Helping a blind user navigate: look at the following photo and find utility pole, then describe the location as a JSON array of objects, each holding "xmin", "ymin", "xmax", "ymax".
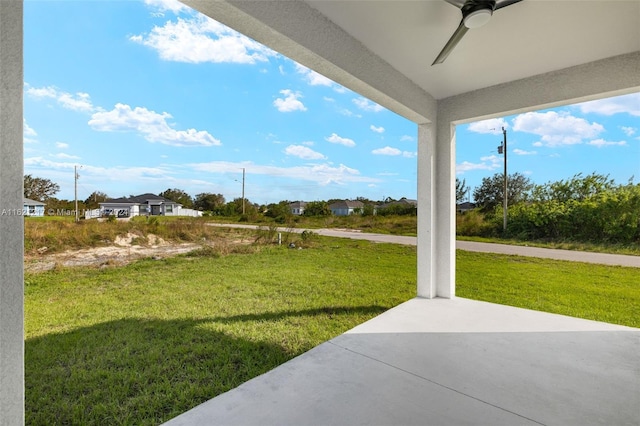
[
  {"xmin": 74, "ymin": 165, "xmax": 79, "ymax": 222},
  {"xmin": 497, "ymin": 127, "xmax": 507, "ymax": 232},
  {"xmin": 241, "ymin": 167, "xmax": 246, "ymax": 215}
]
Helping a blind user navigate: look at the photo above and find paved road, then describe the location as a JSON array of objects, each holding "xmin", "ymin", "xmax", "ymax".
[{"xmin": 209, "ymin": 223, "xmax": 640, "ymax": 268}]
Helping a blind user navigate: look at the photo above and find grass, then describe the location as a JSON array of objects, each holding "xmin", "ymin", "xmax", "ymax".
[
  {"xmin": 456, "ymin": 235, "xmax": 640, "ymax": 256},
  {"xmin": 25, "ymin": 235, "xmax": 639, "ymax": 424},
  {"xmin": 25, "ymin": 238, "xmax": 416, "ymax": 425},
  {"xmin": 456, "ymin": 251, "xmax": 639, "ymax": 326}
]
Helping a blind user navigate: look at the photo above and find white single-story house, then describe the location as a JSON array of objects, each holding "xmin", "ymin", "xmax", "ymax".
[
  {"xmin": 99, "ymin": 193, "xmax": 202, "ymax": 218},
  {"xmin": 329, "ymin": 200, "xmax": 364, "ymax": 216},
  {"xmin": 23, "ymin": 198, "xmax": 45, "ymax": 217},
  {"xmin": 288, "ymin": 201, "xmax": 307, "ymax": 215}
]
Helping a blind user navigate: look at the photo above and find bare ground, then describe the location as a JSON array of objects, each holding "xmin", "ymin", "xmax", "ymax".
[{"xmin": 24, "ymin": 233, "xmax": 203, "ymax": 273}]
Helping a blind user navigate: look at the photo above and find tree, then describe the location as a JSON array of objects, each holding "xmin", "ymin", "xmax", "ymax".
[
  {"xmin": 530, "ymin": 173, "xmax": 616, "ymax": 203},
  {"xmin": 303, "ymin": 201, "xmax": 332, "ymax": 217},
  {"xmin": 264, "ymin": 201, "xmax": 293, "ymax": 223},
  {"xmin": 159, "ymin": 188, "xmax": 193, "ymax": 208},
  {"xmin": 223, "ymin": 197, "xmax": 257, "ymax": 216},
  {"xmin": 24, "ymin": 175, "xmax": 60, "ymax": 202},
  {"xmin": 193, "ymin": 193, "xmax": 225, "ymax": 212},
  {"xmin": 84, "ymin": 191, "xmax": 109, "ymax": 209},
  {"xmin": 456, "ymin": 178, "xmax": 469, "ymax": 204},
  {"xmin": 473, "ymin": 172, "xmax": 532, "ymax": 212}
]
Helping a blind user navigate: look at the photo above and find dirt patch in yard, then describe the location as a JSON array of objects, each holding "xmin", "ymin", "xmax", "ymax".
[{"xmin": 25, "ymin": 233, "xmax": 205, "ymax": 273}]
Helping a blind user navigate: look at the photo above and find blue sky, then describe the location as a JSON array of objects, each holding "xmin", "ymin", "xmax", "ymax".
[{"xmin": 23, "ymin": 0, "xmax": 639, "ymax": 205}]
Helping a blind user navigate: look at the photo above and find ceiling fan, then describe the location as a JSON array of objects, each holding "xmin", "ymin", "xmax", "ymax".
[{"xmin": 432, "ymin": 0, "xmax": 523, "ymax": 65}]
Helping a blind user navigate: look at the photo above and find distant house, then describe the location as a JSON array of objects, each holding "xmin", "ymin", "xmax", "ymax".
[
  {"xmin": 23, "ymin": 198, "xmax": 45, "ymax": 217},
  {"xmin": 329, "ymin": 200, "xmax": 364, "ymax": 216},
  {"xmin": 99, "ymin": 193, "xmax": 202, "ymax": 218},
  {"xmin": 457, "ymin": 201, "xmax": 476, "ymax": 213},
  {"xmin": 289, "ymin": 201, "xmax": 307, "ymax": 215}
]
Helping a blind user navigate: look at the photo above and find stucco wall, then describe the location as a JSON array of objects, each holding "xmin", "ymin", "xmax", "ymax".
[{"xmin": 0, "ymin": 1, "xmax": 25, "ymax": 423}]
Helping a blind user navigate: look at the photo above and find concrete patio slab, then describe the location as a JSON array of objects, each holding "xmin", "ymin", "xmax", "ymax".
[{"xmin": 164, "ymin": 298, "xmax": 639, "ymax": 426}]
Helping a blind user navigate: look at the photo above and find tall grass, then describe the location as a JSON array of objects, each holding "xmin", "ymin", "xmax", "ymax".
[{"xmin": 24, "ymin": 217, "xmax": 250, "ymax": 255}]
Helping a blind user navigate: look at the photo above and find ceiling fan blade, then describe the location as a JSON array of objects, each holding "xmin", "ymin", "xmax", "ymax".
[
  {"xmin": 443, "ymin": 0, "xmax": 465, "ymax": 7},
  {"xmin": 432, "ymin": 21, "xmax": 469, "ymax": 65},
  {"xmin": 495, "ymin": 0, "xmax": 523, "ymax": 11}
]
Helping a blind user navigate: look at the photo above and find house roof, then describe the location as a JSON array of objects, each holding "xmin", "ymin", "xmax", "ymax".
[
  {"xmin": 329, "ymin": 200, "xmax": 364, "ymax": 209},
  {"xmin": 23, "ymin": 198, "xmax": 45, "ymax": 206},
  {"xmin": 457, "ymin": 202, "xmax": 476, "ymax": 210},
  {"xmin": 289, "ymin": 201, "xmax": 307, "ymax": 208},
  {"xmin": 102, "ymin": 193, "xmax": 181, "ymax": 205}
]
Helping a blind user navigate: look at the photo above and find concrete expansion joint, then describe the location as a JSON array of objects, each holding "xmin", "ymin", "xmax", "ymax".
[{"xmin": 326, "ymin": 340, "xmax": 546, "ymax": 425}]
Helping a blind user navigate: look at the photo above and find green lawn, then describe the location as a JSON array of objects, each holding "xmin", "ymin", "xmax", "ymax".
[{"xmin": 25, "ymin": 237, "xmax": 639, "ymax": 425}]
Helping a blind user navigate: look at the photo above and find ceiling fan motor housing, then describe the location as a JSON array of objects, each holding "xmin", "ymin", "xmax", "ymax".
[{"xmin": 462, "ymin": 0, "xmax": 496, "ymax": 28}]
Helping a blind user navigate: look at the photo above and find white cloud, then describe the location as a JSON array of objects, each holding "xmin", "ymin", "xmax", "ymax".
[
  {"xmin": 284, "ymin": 145, "xmax": 327, "ymax": 160},
  {"xmin": 52, "ymin": 153, "xmax": 80, "ymax": 160},
  {"xmin": 189, "ymin": 160, "xmax": 378, "ymax": 186},
  {"xmin": 372, "ymin": 146, "xmax": 401, "ymax": 156},
  {"xmin": 468, "ymin": 118, "xmax": 508, "ymax": 134},
  {"xmin": 89, "ymin": 103, "xmax": 221, "ymax": 147},
  {"xmin": 370, "ymin": 125, "xmax": 385, "ymax": 134},
  {"xmin": 512, "ymin": 111, "xmax": 604, "ymax": 147},
  {"xmin": 621, "ymin": 126, "xmax": 636, "ymax": 137},
  {"xmin": 513, "ymin": 148, "xmax": 536, "ymax": 155},
  {"xmin": 456, "ymin": 155, "xmax": 501, "ymax": 174},
  {"xmin": 353, "ymin": 97, "xmax": 384, "ymax": 112},
  {"xmin": 301, "ymin": 141, "xmax": 314, "ymax": 146},
  {"xmin": 273, "ymin": 90, "xmax": 307, "ymax": 112},
  {"xmin": 143, "ymin": 0, "xmax": 187, "ymax": 14},
  {"xmin": 55, "ymin": 142, "xmax": 69, "ymax": 149},
  {"xmin": 24, "ymin": 156, "xmax": 173, "ymax": 184},
  {"xmin": 131, "ymin": 16, "xmax": 277, "ymax": 64},
  {"xmin": 587, "ymin": 139, "xmax": 627, "ymax": 148},
  {"xmin": 370, "ymin": 146, "xmax": 416, "ymax": 158},
  {"xmin": 323, "ymin": 97, "xmax": 335, "ymax": 102},
  {"xmin": 25, "ymin": 85, "xmax": 57, "ymax": 99},
  {"xmin": 338, "ymin": 109, "xmax": 361, "ymax": 118},
  {"xmin": 295, "ymin": 63, "xmax": 333, "ymax": 86},
  {"xmin": 26, "ymin": 84, "xmax": 97, "ymax": 113},
  {"xmin": 325, "ymin": 133, "xmax": 355, "ymax": 147},
  {"xmin": 576, "ymin": 92, "xmax": 640, "ymax": 117},
  {"xmin": 24, "ymin": 120, "xmax": 38, "ymax": 143}
]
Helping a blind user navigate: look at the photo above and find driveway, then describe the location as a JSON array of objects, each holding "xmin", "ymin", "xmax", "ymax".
[{"xmin": 209, "ymin": 223, "xmax": 640, "ymax": 268}]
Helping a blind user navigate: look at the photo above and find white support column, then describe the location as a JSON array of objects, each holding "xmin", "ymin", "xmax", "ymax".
[
  {"xmin": 416, "ymin": 123, "xmax": 435, "ymax": 298},
  {"xmin": 0, "ymin": 0, "xmax": 25, "ymax": 424},
  {"xmin": 434, "ymin": 117, "xmax": 456, "ymax": 299},
  {"xmin": 417, "ymin": 117, "xmax": 456, "ymax": 299}
]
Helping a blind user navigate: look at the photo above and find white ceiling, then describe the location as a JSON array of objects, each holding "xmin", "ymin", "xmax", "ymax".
[
  {"xmin": 184, "ymin": 0, "xmax": 640, "ymax": 122},
  {"xmin": 306, "ymin": 0, "xmax": 640, "ymax": 100}
]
